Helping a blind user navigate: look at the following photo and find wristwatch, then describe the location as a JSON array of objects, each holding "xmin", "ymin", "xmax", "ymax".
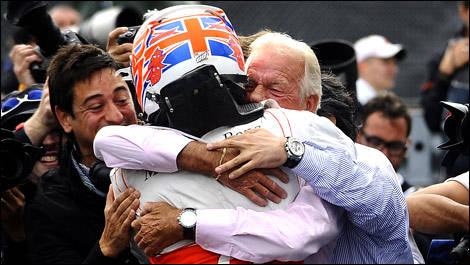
[
  {"xmin": 283, "ymin": 137, "xmax": 305, "ymax": 168},
  {"xmin": 177, "ymin": 208, "xmax": 197, "ymax": 240}
]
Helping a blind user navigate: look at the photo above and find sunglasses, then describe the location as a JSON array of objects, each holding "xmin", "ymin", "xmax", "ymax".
[
  {"xmin": 361, "ymin": 131, "xmax": 407, "ymax": 156},
  {"xmin": 1, "ymin": 89, "xmax": 43, "ymax": 116}
]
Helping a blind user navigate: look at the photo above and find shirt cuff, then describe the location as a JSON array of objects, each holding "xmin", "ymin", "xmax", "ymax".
[
  {"xmin": 291, "ymin": 144, "xmax": 325, "ymax": 184},
  {"xmin": 195, "ymin": 209, "xmax": 236, "ymax": 253}
]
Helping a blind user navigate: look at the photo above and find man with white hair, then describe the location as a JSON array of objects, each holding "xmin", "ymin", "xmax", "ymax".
[{"xmin": 354, "ymin": 34, "xmax": 407, "ymax": 106}]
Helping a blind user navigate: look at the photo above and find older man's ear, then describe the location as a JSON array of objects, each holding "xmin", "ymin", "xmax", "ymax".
[{"xmin": 305, "ymin": 94, "xmax": 320, "ymax": 113}]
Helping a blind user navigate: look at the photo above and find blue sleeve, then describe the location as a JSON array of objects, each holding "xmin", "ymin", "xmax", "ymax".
[{"xmin": 292, "ymin": 142, "xmax": 409, "ymax": 238}]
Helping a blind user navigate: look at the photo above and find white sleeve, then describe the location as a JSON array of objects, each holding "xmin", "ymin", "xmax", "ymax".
[{"xmin": 445, "ymin": 171, "xmax": 469, "ymax": 190}]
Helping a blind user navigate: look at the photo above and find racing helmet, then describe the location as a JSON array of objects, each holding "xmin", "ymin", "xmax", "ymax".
[{"xmin": 131, "ymin": 5, "xmax": 246, "ymax": 117}]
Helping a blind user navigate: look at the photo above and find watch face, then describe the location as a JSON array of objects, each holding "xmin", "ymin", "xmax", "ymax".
[
  {"xmin": 180, "ymin": 210, "xmax": 197, "ymax": 228},
  {"xmin": 290, "ymin": 140, "xmax": 304, "ymax": 157}
]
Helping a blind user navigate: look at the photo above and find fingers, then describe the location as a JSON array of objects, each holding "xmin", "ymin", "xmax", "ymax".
[
  {"xmin": 258, "ymin": 175, "xmax": 288, "ymax": 199},
  {"xmin": 124, "ymin": 209, "xmax": 136, "ymax": 228},
  {"xmin": 134, "ymin": 228, "xmax": 147, "ymax": 249},
  {"xmin": 242, "ymin": 189, "xmax": 267, "ymax": 207},
  {"xmin": 107, "ymin": 187, "xmax": 131, "ymax": 214},
  {"xmin": 107, "ymin": 27, "xmax": 128, "ymax": 50},
  {"xmin": 141, "ymin": 201, "xmax": 158, "ymax": 215},
  {"xmin": 215, "ymin": 154, "xmax": 246, "ymax": 175},
  {"xmin": 253, "ymin": 183, "xmax": 281, "ymax": 204},
  {"xmin": 2, "ymin": 188, "xmax": 25, "ymax": 206},
  {"xmin": 9, "ymin": 45, "xmax": 41, "ymax": 62},
  {"xmin": 9, "ymin": 187, "xmax": 25, "ymax": 201},
  {"xmin": 207, "ymin": 139, "xmax": 232, "ymax": 151},
  {"xmin": 114, "ymin": 189, "xmax": 140, "ymax": 218},
  {"xmin": 262, "ymin": 168, "xmax": 289, "ymax": 184},
  {"xmin": 111, "ymin": 43, "xmax": 133, "ymax": 55},
  {"xmin": 105, "ymin": 184, "xmax": 114, "ymax": 207},
  {"xmin": 117, "ymin": 198, "xmax": 140, "ymax": 225},
  {"xmin": 228, "ymin": 160, "xmax": 257, "ymax": 179}
]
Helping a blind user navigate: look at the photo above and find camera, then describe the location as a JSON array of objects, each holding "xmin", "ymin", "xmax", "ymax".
[
  {"xmin": 0, "ymin": 128, "xmax": 44, "ymax": 192},
  {"xmin": 117, "ymin": 25, "xmax": 140, "ymax": 45},
  {"xmin": 437, "ymin": 101, "xmax": 469, "ymax": 167},
  {"xmin": 436, "ymin": 101, "xmax": 469, "ymax": 264},
  {"xmin": 5, "ymin": 1, "xmax": 89, "ymax": 83}
]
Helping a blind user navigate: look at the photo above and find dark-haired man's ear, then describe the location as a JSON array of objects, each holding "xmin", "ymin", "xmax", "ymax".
[{"xmin": 55, "ymin": 106, "xmax": 73, "ymax": 134}]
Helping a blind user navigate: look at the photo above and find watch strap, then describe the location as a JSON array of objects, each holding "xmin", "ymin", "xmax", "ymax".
[
  {"xmin": 283, "ymin": 137, "xmax": 303, "ymax": 168},
  {"xmin": 179, "ymin": 208, "xmax": 196, "ymax": 240}
]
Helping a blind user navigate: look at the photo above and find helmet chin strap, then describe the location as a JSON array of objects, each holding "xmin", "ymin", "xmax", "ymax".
[{"xmin": 145, "ymin": 64, "xmax": 265, "ymax": 138}]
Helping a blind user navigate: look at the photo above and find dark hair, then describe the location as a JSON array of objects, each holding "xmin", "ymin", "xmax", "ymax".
[
  {"xmin": 317, "ymin": 73, "xmax": 357, "ymax": 141},
  {"xmin": 47, "ymin": 44, "xmax": 122, "ymax": 118},
  {"xmin": 359, "ymin": 93, "xmax": 412, "ymax": 137}
]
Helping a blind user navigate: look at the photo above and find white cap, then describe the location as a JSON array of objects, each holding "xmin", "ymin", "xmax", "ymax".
[{"xmin": 354, "ymin": 35, "xmax": 406, "ymax": 62}]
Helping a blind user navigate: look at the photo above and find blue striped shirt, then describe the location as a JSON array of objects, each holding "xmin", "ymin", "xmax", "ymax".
[{"xmin": 293, "ymin": 142, "xmax": 413, "ymax": 264}]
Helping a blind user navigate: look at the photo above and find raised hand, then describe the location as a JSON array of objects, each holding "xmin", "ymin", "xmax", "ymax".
[
  {"xmin": 99, "ymin": 185, "xmax": 140, "ymax": 258},
  {"xmin": 107, "ymin": 27, "xmax": 133, "ymax": 67}
]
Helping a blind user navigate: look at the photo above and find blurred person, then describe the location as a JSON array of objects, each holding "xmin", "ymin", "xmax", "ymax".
[
  {"xmin": 356, "ymin": 93, "xmax": 419, "ymax": 196},
  {"xmin": 23, "ymin": 44, "xmax": 140, "ymax": 264},
  {"xmin": 1, "ymin": 3, "xmax": 82, "ymax": 96},
  {"xmin": 1, "ymin": 84, "xmax": 62, "ymax": 264},
  {"xmin": 355, "ymin": 93, "xmax": 426, "ymax": 263},
  {"xmin": 354, "ymin": 34, "xmax": 407, "ymax": 106},
  {"xmin": 100, "ymin": 16, "xmax": 412, "ymax": 262},
  {"xmin": 48, "ymin": 4, "xmax": 82, "ymax": 32},
  {"xmin": 421, "ymin": 1, "xmax": 469, "ymax": 178}
]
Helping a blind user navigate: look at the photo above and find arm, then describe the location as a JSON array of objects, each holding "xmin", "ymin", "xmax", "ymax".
[
  {"xmin": 94, "ymin": 125, "xmax": 288, "ymax": 206},
  {"xmin": 195, "ymin": 184, "xmax": 342, "ymax": 263},
  {"xmin": 23, "ymin": 80, "xmax": 59, "ymax": 146},
  {"xmin": 209, "ymin": 128, "xmax": 408, "ymax": 240},
  {"xmin": 131, "ymin": 185, "xmax": 343, "ymax": 263},
  {"xmin": 406, "ymin": 180, "xmax": 469, "ymax": 234}
]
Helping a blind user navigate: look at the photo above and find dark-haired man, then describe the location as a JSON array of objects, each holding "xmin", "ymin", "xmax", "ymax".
[{"xmin": 24, "ymin": 44, "xmax": 141, "ymax": 264}]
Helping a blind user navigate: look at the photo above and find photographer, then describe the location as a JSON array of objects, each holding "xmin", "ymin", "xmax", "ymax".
[
  {"xmin": 1, "ymin": 83, "xmax": 61, "ymax": 264},
  {"xmin": 2, "ymin": 2, "xmax": 82, "ymax": 96}
]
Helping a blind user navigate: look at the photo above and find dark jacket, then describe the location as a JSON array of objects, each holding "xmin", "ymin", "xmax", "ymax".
[
  {"xmin": 24, "ymin": 150, "xmax": 137, "ymax": 264},
  {"xmin": 420, "ymin": 26, "xmax": 468, "ymax": 133}
]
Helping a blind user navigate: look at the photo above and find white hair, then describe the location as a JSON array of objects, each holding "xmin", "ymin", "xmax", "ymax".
[{"xmin": 246, "ymin": 32, "xmax": 322, "ymax": 112}]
